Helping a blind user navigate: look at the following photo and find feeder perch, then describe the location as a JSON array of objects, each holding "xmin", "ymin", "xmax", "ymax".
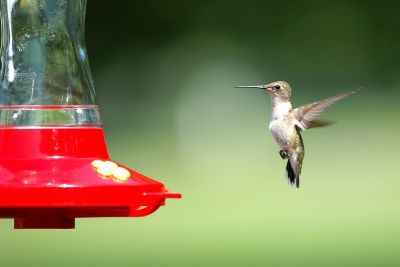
[{"xmin": 0, "ymin": 0, "xmax": 181, "ymax": 229}]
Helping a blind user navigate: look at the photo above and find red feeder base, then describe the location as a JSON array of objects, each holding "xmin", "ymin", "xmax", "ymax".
[{"xmin": 0, "ymin": 127, "xmax": 181, "ymax": 229}]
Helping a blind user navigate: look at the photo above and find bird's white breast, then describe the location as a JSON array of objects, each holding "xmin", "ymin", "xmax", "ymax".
[
  {"xmin": 271, "ymin": 101, "xmax": 292, "ymax": 120},
  {"xmin": 269, "ymin": 118, "xmax": 288, "ymax": 149},
  {"xmin": 268, "ymin": 119, "xmax": 280, "ymax": 134},
  {"xmin": 268, "ymin": 100, "xmax": 293, "ymax": 149}
]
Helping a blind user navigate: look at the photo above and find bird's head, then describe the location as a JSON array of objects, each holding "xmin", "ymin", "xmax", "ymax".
[{"xmin": 236, "ymin": 81, "xmax": 292, "ymax": 101}]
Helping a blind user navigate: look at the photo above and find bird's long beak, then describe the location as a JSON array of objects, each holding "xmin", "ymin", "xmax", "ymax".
[{"xmin": 235, "ymin": 85, "xmax": 265, "ymax": 90}]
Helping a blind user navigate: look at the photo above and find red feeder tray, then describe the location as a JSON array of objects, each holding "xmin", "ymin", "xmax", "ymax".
[{"xmin": 0, "ymin": 125, "xmax": 181, "ymax": 229}]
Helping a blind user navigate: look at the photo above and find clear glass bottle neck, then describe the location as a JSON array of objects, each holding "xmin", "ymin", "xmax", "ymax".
[
  {"xmin": 0, "ymin": 0, "xmax": 101, "ymax": 126},
  {"xmin": 0, "ymin": 0, "xmax": 96, "ymax": 106}
]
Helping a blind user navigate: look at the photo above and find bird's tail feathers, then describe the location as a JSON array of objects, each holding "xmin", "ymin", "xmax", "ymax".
[{"xmin": 285, "ymin": 159, "xmax": 299, "ymax": 188}]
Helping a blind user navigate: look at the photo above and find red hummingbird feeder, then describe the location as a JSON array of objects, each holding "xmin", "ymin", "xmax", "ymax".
[{"xmin": 0, "ymin": 0, "xmax": 181, "ymax": 229}]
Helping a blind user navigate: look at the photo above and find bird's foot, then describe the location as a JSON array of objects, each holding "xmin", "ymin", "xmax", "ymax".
[{"xmin": 279, "ymin": 150, "xmax": 289, "ymax": 159}]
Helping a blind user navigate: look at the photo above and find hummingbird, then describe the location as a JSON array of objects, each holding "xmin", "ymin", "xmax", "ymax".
[{"xmin": 236, "ymin": 81, "xmax": 359, "ymax": 188}]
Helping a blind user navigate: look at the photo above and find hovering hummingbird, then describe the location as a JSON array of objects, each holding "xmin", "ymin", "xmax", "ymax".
[{"xmin": 236, "ymin": 81, "xmax": 359, "ymax": 188}]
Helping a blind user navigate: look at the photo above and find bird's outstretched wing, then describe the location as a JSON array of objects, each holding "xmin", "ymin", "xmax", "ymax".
[{"xmin": 291, "ymin": 89, "xmax": 360, "ymax": 130}]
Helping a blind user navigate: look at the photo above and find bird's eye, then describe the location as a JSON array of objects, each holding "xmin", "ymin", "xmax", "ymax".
[{"xmin": 275, "ymin": 85, "xmax": 281, "ymax": 90}]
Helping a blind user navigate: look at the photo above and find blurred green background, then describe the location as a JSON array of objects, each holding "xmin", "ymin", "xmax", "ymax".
[{"xmin": 1, "ymin": 0, "xmax": 400, "ymax": 266}]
